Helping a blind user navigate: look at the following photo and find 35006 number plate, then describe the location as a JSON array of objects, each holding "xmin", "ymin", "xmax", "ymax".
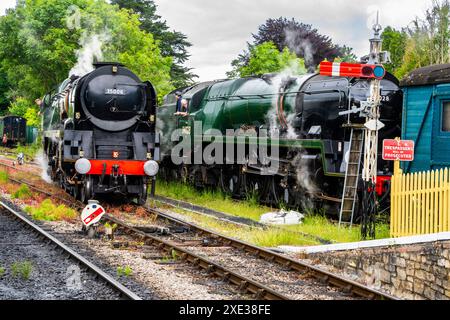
[{"xmin": 105, "ymin": 88, "xmax": 127, "ymax": 95}]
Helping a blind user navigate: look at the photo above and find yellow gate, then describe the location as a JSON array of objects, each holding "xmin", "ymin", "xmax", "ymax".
[{"xmin": 390, "ymin": 162, "xmax": 450, "ymax": 237}]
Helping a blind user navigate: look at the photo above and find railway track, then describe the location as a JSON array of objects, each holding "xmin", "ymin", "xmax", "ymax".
[
  {"xmin": 0, "ymin": 160, "xmax": 397, "ymax": 300},
  {"xmin": 0, "ymin": 200, "xmax": 141, "ymax": 300}
]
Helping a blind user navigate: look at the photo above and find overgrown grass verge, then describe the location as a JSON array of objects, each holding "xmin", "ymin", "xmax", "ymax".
[
  {"xmin": 156, "ymin": 181, "xmax": 391, "ymax": 245},
  {"xmin": 25, "ymin": 199, "xmax": 78, "ymax": 221},
  {"xmin": 170, "ymin": 208, "xmax": 321, "ymax": 247},
  {"xmin": 156, "ymin": 180, "xmax": 271, "ymax": 220}
]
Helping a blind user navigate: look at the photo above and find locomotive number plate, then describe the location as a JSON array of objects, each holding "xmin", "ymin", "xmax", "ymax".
[{"xmin": 105, "ymin": 88, "xmax": 127, "ymax": 96}]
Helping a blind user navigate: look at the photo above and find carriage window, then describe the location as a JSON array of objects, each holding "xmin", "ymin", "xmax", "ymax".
[{"xmin": 443, "ymin": 102, "xmax": 450, "ymax": 132}]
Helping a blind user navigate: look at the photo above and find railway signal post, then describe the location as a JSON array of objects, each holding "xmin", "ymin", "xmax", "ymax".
[{"xmin": 320, "ymin": 15, "xmax": 390, "ymax": 238}]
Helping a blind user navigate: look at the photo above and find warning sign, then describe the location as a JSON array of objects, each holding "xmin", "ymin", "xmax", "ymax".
[
  {"xmin": 81, "ymin": 201, "xmax": 106, "ymax": 227},
  {"xmin": 382, "ymin": 139, "xmax": 415, "ymax": 162}
]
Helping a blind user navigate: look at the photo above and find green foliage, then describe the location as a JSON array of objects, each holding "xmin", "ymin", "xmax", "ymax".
[
  {"xmin": 25, "ymin": 199, "xmax": 78, "ymax": 221},
  {"xmin": 0, "ymin": 266, "xmax": 5, "ymax": 277},
  {"xmin": 381, "ymin": 26, "xmax": 408, "ymax": 77},
  {"xmin": 383, "ymin": 1, "xmax": 450, "ymax": 79},
  {"xmin": 11, "ymin": 261, "xmax": 33, "ymax": 280},
  {"xmin": 233, "ymin": 42, "xmax": 307, "ymax": 78},
  {"xmin": 156, "ymin": 180, "xmax": 270, "ymax": 221},
  {"xmin": 117, "ymin": 265, "xmax": 132, "ymax": 277},
  {"xmin": 111, "ymin": 0, "xmax": 197, "ymax": 87},
  {"xmin": 0, "ymin": 69, "xmax": 10, "ymax": 115},
  {"xmin": 0, "ymin": 0, "xmax": 174, "ymax": 105},
  {"xmin": 7, "ymin": 97, "xmax": 40, "ymax": 127},
  {"xmin": 229, "ymin": 17, "xmax": 354, "ymax": 77},
  {"xmin": 0, "ymin": 170, "xmax": 8, "ymax": 184},
  {"xmin": 12, "ymin": 184, "xmax": 32, "ymax": 200}
]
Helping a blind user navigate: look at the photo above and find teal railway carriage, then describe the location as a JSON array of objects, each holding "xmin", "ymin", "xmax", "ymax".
[{"xmin": 400, "ymin": 64, "xmax": 450, "ymax": 173}]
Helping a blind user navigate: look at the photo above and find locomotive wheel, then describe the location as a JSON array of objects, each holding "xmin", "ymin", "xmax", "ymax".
[
  {"xmin": 81, "ymin": 176, "xmax": 93, "ymax": 204},
  {"xmin": 59, "ymin": 174, "xmax": 66, "ymax": 191},
  {"xmin": 73, "ymin": 184, "xmax": 80, "ymax": 201},
  {"xmin": 137, "ymin": 182, "xmax": 148, "ymax": 206}
]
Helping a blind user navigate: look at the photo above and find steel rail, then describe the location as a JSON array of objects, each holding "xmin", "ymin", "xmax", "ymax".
[
  {"xmin": 0, "ymin": 200, "xmax": 142, "ymax": 300},
  {"xmin": 103, "ymin": 214, "xmax": 289, "ymax": 300},
  {"xmin": 0, "ymin": 161, "xmax": 397, "ymax": 300},
  {"xmin": 145, "ymin": 205, "xmax": 398, "ymax": 301}
]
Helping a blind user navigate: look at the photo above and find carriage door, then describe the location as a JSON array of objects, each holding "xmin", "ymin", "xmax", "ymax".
[{"xmin": 432, "ymin": 96, "xmax": 450, "ymax": 169}]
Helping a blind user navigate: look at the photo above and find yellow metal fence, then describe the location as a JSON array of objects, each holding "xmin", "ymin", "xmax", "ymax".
[{"xmin": 391, "ymin": 162, "xmax": 450, "ymax": 237}]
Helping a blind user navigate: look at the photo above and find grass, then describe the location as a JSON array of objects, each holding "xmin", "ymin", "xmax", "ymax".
[
  {"xmin": 25, "ymin": 199, "xmax": 78, "ymax": 221},
  {"xmin": 0, "ymin": 170, "xmax": 8, "ymax": 184},
  {"xmin": 0, "ymin": 143, "xmax": 40, "ymax": 161},
  {"xmin": 0, "ymin": 266, "xmax": 5, "ymax": 277},
  {"xmin": 156, "ymin": 181, "xmax": 391, "ymax": 246},
  {"xmin": 156, "ymin": 180, "xmax": 271, "ymax": 220},
  {"xmin": 171, "ymin": 207, "xmax": 321, "ymax": 247},
  {"xmin": 11, "ymin": 184, "xmax": 32, "ymax": 200},
  {"xmin": 11, "ymin": 261, "xmax": 33, "ymax": 280},
  {"xmin": 117, "ymin": 266, "xmax": 132, "ymax": 277}
]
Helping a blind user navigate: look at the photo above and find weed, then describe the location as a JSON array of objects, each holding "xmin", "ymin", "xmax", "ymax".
[
  {"xmin": 11, "ymin": 261, "xmax": 33, "ymax": 280},
  {"xmin": 0, "ymin": 170, "xmax": 8, "ymax": 184},
  {"xmin": 12, "ymin": 184, "xmax": 32, "ymax": 199},
  {"xmin": 25, "ymin": 199, "xmax": 78, "ymax": 221},
  {"xmin": 117, "ymin": 265, "xmax": 133, "ymax": 277},
  {"xmin": 171, "ymin": 249, "xmax": 178, "ymax": 261}
]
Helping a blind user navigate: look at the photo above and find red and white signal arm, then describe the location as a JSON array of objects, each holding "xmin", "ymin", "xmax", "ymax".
[
  {"xmin": 382, "ymin": 139, "xmax": 415, "ymax": 162},
  {"xmin": 320, "ymin": 62, "xmax": 386, "ymax": 80},
  {"xmin": 81, "ymin": 201, "xmax": 106, "ymax": 227}
]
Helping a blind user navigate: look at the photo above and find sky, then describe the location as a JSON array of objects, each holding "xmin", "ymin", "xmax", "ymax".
[{"xmin": 1, "ymin": 0, "xmax": 433, "ymax": 81}]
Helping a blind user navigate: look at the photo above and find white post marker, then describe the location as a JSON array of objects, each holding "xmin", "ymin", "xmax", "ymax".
[{"xmin": 81, "ymin": 200, "xmax": 106, "ymax": 228}]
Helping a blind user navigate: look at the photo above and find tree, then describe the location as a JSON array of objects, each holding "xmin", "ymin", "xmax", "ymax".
[
  {"xmin": 0, "ymin": 70, "xmax": 10, "ymax": 115},
  {"xmin": 230, "ymin": 42, "xmax": 306, "ymax": 78},
  {"xmin": 381, "ymin": 27, "xmax": 408, "ymax": 77},
  {"xmin": 0, "ymin": 0, "xmax": 174, "ymax": 111},
  {"xmin": 111, "ymin": 0, "xmax": 197, "ymax": 87},
  {"xmin": 230, "ymin": 17, "xmax": 354, "ymax": 76},
  {"xmin": 391, "ymin": 0, "xmax": 450, "ymax": 79}
]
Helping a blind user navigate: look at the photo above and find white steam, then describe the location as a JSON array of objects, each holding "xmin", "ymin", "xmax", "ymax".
[
  {"xmin": 69, "ymin": 33, "xmax": 110, "ymax": 77},
  {"xmin": 66, "ymin": 5, "xmax": 111, "ymax": 77},
  {"xmin": 35, "ymin": 150, "xmax": 52, "ymax": 184}
]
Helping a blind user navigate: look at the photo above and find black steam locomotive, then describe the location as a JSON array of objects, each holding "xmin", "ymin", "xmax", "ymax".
[
  {"xmin": 158, "ymin": 71, "xmax": 403, "ymax": 218},
  {"xmin": 42, "ymin": 62, "xmax": 160, "ymax": 204}
]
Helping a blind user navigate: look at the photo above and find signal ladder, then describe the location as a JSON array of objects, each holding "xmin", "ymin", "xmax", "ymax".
[{"xmin": 339, "ymin": 127, "xmax": 364, "ymax": 225}]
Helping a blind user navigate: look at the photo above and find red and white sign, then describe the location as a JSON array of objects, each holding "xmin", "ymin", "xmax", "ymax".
[
  {"xmin": 382, "ymin": 139, "xmax": 415, "ymax": 162},
  {"xmin": 81, "ymin": 201, "xmax": 106, "ymax": 227}
]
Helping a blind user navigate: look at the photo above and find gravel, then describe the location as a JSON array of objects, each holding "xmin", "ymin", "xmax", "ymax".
[{"xmin": 0, "ymin": 209, "xmax": 121, "ymax": 300}]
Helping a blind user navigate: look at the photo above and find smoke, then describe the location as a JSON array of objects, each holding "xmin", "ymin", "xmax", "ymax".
[
  {"xmin": 285, "ymin": 29, "xmax": 316, "ymax": 72},
  {"xmin": 66, "ymin": 5, "xmax": 111, "ymax": 77},
  {"xmin": 69, "ymin": 32, "xmax": 110, "ymax": 77},
  {"xmin": 35, "ymin": 150, "xmax": 52, "ymax": 184}
]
